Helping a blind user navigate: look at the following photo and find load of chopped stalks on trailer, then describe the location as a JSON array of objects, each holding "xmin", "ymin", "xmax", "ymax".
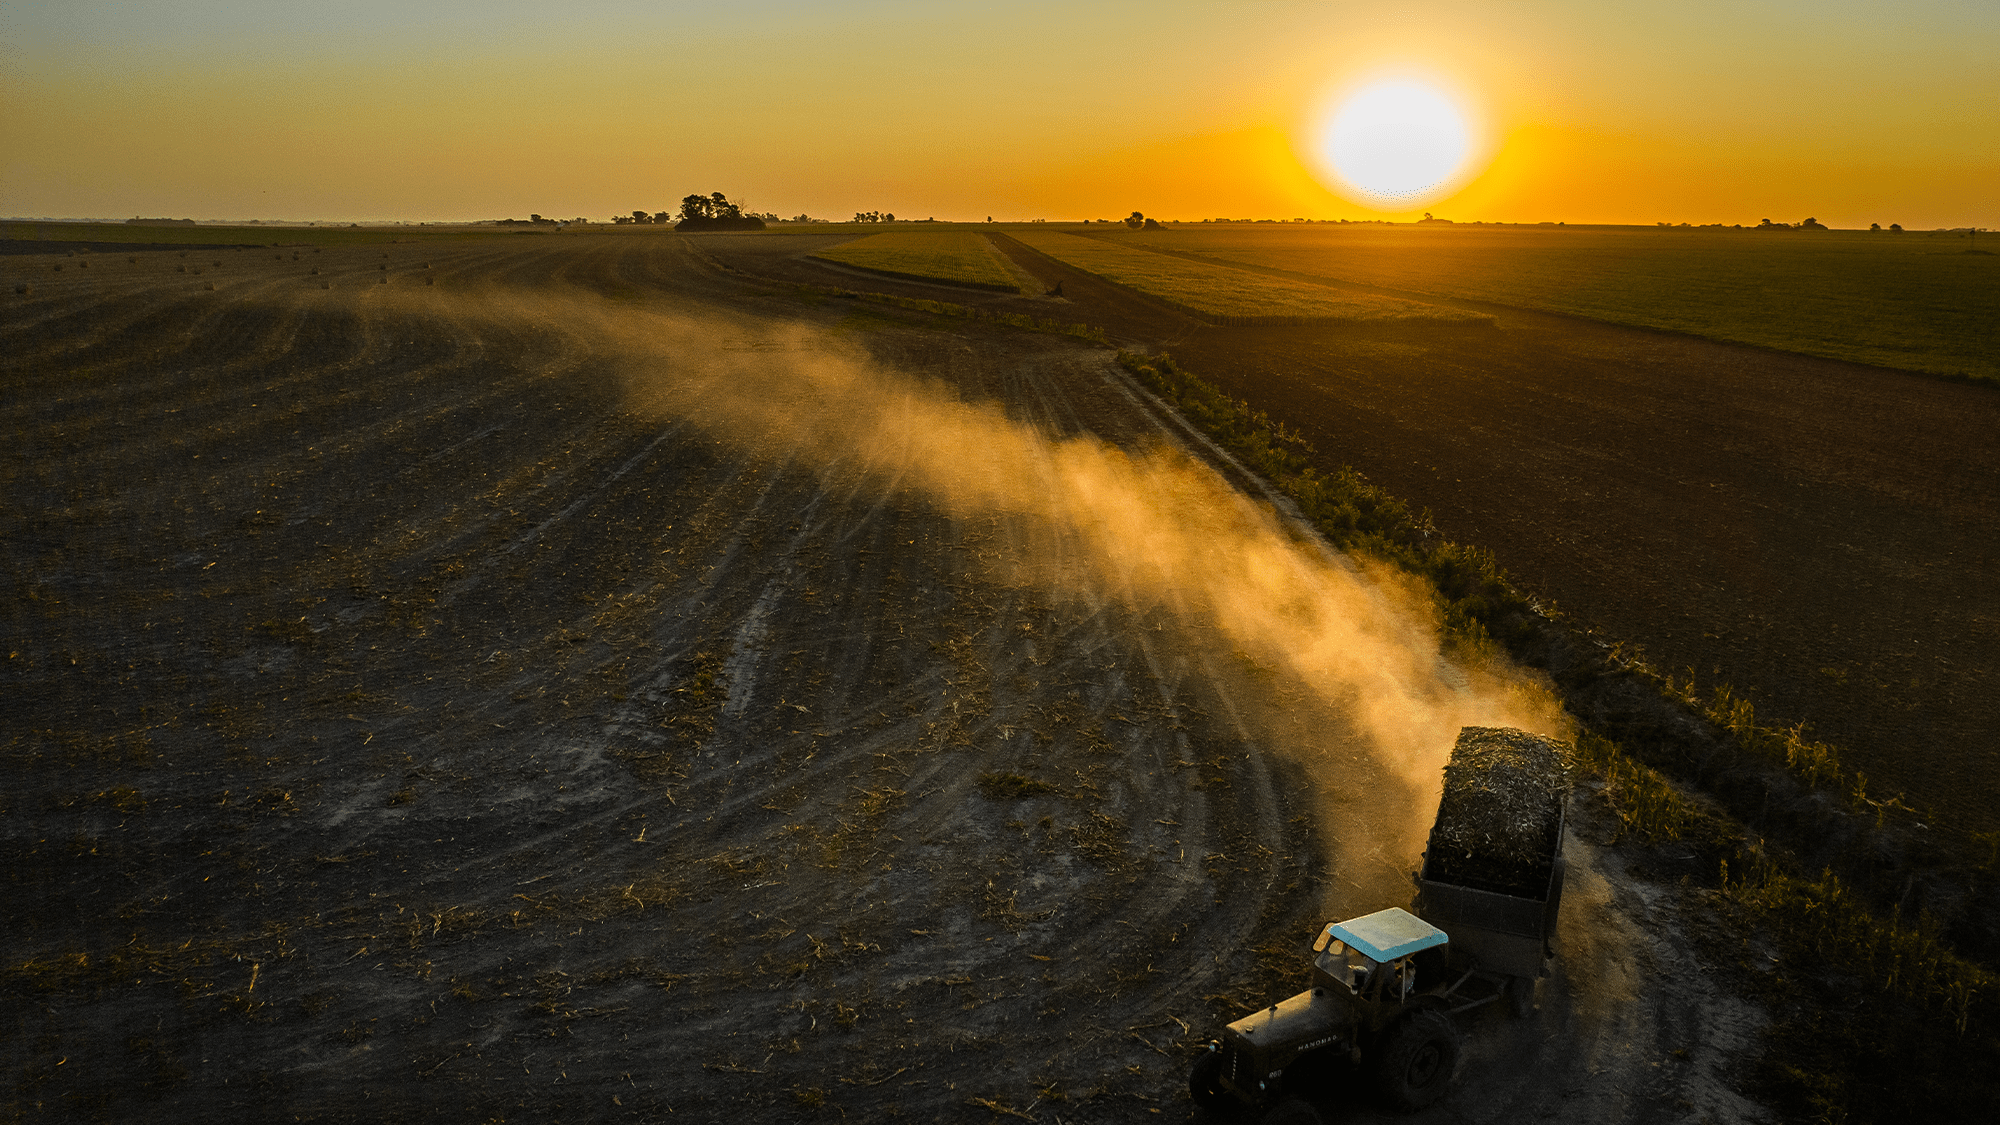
[{"xmin": 1426, "ymin": 727, "xmax": 1572, "ymax": 894}]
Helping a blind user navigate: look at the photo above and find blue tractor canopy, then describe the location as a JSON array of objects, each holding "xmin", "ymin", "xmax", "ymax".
[{"xmin": 1319, "ymin": 907, "xmax": 1448, "ymax": 962}]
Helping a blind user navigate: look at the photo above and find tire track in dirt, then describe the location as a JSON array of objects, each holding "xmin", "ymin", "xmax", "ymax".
[{"xmin": 2, "ymin": 235, "xmax": 1764, "ymax": 1123}]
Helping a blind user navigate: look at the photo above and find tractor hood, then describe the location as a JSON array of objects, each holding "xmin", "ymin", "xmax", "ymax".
[{"xmin": 1221, "ymin": 985, "xmax": 1352, "ymax": 1084}]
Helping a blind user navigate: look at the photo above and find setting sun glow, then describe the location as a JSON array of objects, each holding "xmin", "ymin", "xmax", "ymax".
[
  {"xmin": 1, "ymin": 2, "xmax": 1993, "ymax": 226},
  {"xmin": 1321, "ymin": 80, "xmax": 1473, "ymax": 206}
]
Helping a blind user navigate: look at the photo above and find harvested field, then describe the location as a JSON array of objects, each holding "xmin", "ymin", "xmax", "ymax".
[
  {"xmin": 1110, "ymin": 224, "xmax": 2000, "ymax": 384},
  {"xmin": 0, "ymin": 231, "xmax": 1760, "ymax": 1122},
  {"xmin": 810, "ymin": 230, "xmax": 1022, "ymax": 292},
  {"xmin": 0, "ymin": 220, "xmax": 485, "ymax": 251},
  {"xmin": 692, "ymin": 225, "xmax": 1992, "ymax": 1121},
  {"xmin": 1004, "ymin": 230, "xmax": 1487, "ymax": 326}
]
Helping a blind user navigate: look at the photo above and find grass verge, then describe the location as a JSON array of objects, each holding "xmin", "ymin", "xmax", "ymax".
[
  {"xmin": 1574, "ymin": 731, "xmax": 2000, "ymax": 1122},
  {"xmin": 1115, "ymin": 351, "xmax": 1530, "ymax": 648}
]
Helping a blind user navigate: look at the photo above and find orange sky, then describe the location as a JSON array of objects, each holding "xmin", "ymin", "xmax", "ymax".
[{"xmin": 4, "ymin": 1, "xmax": 1995, "ymax": 228}]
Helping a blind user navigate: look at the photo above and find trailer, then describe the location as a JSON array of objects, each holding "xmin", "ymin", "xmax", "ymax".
[{"xmin": 1413, "ymin": 726, "xmax": 1569, "ymax": 1017}]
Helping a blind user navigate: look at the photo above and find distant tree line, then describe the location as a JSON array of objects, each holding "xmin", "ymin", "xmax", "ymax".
[
  {"xmin": 849, "ymin": 212, "xmax": 952, "ymax": 223},
  {"xmin": 604, "ymin": 192, "xmax": 767, "ymax": 230}
]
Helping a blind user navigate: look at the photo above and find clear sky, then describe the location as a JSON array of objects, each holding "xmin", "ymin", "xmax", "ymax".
[{"xmin": 3, "ymin": 0, "xmax": 1995, "ymax": 227}]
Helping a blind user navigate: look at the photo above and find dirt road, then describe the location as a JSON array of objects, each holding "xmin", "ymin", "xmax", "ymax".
[{"xmin": 3, "ymin": 235, "xmax": 1760, "ymax": 1122}]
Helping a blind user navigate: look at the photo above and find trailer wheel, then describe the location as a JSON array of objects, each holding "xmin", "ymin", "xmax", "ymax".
[
  {"xmin": 1261, "ymin": 1097, "xmax": 1325, "ymax": 1125},
  {"xmin": 1188, "ymin": 1050, "xmax": 1231, "ymax": 1110},
  {"xmin": 1374, "ymin": 1009, "xmax": 1460, "ymax": 1111},
  {"xmin": 1506, "ymin": 975, "xmax": 1535, "ymax": 1019}
]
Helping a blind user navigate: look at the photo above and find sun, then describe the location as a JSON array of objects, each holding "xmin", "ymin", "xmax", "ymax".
[{"xmin": 1318, "ymin": 79, "xmax": 1473, "ymax": 205}]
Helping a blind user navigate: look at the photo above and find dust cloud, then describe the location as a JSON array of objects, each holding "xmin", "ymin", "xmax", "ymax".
[{"xmin": 438, "ymin": 288, "xmax": 1569, "ymax": 908}]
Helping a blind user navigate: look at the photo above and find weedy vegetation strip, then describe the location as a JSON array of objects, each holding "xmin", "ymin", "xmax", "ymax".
[
  {"xmin": 1571, "ymin": 731, "xmax": 2000, "ymax": 1121},
  {"xmin": 1009, "ymin": 230, "xmax": 1488, "ymax": 325},
  {"xmin": 810, "ymin": 231, "xmax": 1022, "ymax": 292},
  {"xmin": 1114, "ymin": 351, "xmax": 1529, "ymax": 647},
  {"xmin": 1117, "ymin": 348, "xmax": 1999, "ymax": 1122},
  {"xmin": 1111, "ymin": 225, "xmax": 2000, "ymax": 385},
  {"xmin": 1115, "ymin": 350, "xmax": 1969, "ymax": 835}
]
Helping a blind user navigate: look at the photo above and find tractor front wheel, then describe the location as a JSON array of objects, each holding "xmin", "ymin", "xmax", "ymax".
[
  {"xmin": 1374, "ymin": 1009, "xmax": 1461, "ymax": 1111},
  {"xmin": 1261, "ymin": 1097, "xmax": 1325, "ymax": 1125},
  {"xmin": 1188, "ymin": 1050, "xmax": 1232, "ymax": 1111}
]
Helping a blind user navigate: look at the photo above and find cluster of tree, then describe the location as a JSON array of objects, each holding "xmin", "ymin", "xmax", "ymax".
[
  {"xmin": 1869, "ymin": 223, "xmax": 1906, "ymax": 232},
  {"xmin": 679, "ymin": 192, "xmax": 740, "ymax": 222},
  {"xmin": 677, "ymin": 192, "xmax": 765, "ymax": 231},
  {"xmin": 1757, "ymin": 217, "xmax": 1829, "ymax": 230},
  {"xmin": 1123, "ymin": 211, "xmax": 1165, "ymax": 230},
  {"xmin": 496, "ymin": 215, "xmax": 579, "ymax": 226},
  {"xmin": 853, "ymin": 211, "xmax": 897, "ymax": 223},
  {"xmin": 606, "ymin": 193, "xmax": 765, "ymax": 230}
]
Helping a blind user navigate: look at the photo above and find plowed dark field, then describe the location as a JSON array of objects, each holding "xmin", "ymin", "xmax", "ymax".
[{"xmin": 3, "ymin": 234, "xmax": 1783, "ymax": 1122}]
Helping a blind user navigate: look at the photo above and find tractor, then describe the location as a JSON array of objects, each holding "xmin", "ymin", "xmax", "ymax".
[{"xmin": 1188, "ymin": 727, "xmax": 1571, "ymax": 1121}]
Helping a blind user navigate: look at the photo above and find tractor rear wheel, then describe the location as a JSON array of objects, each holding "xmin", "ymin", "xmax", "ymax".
[
  {"xmin": 1373, "ymin": 1009, "xmax": 1460, "ymax": 1111},
  {"xmin": 1188, "ymin": 1050, "xmax": 1232, "ymax": 1110}
]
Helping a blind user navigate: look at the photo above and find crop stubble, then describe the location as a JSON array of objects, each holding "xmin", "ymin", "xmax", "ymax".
[
  {"xmin": 0, "ymin": 236, "xmax": 1350, "ymax": 1120},
  {"xmin": 0, "ymin": 233, "xmax": 1773, "ymax": 1123}
]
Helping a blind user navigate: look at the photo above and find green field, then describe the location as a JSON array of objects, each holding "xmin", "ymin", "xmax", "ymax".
[
  {"xmin": 810, "ymin": 230, "xmax": 1023, "ymax": 292},
  {"xmin": 1006, "ymin": 229, "xmax": 1485, "ymax": 325},
  {"xmin": 1107, "ymin": 224, "xmax": 2000, "ymax": 383}
]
